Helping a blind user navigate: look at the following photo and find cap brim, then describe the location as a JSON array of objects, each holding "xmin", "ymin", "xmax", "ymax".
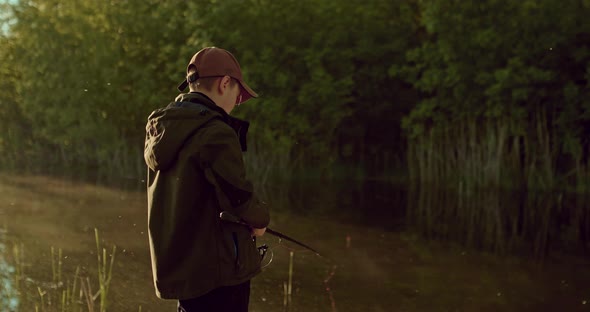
[{"xmin": 237, "ymin": 80, "xmax": 258, "ymax": 104}]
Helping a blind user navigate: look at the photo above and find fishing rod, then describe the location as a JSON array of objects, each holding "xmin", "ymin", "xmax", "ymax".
[
  {"xmin": 219, "ymin": 211, "xmax": 328, "ymax": 260},
  {"xmin": 221, "ymin": 211, "xmax": 338, "ymax": 306}
]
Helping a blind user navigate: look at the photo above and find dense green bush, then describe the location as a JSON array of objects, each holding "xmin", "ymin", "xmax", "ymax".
[{"xmin": 398, "ymin": 0, "xmax": 590, "ymax": 190}]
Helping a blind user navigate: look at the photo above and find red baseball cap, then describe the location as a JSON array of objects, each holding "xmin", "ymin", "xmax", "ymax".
[{"xmin": 177, "ymin": 47, "xmax": 258, "ymax": 104}]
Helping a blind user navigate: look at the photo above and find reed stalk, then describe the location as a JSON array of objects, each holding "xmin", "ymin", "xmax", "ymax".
[
  {"xmin": 80, "ymin": 276, "xmax": 95, "ymax": 312},
  {"xmin": 95, "ymin": 228, "xmax": 116, "ymax": 312},
  {"xmin": 58, "ymin": 248, "xmax": 63, "ymax": 285},
  {"xmin": 38, "ymin": 287, "xmax": 46, "ymax": 311},
  {"xmin": 281, "ymin": 250, "xmax": 296, "ymax": 311},
  {"xmin": 61, "ymin": 289, "xmax": 66, "ymax": 312},
  {"xmin": 288, "ymin": 251, "xmax": 294, "ymax": 297},
  {"xmin": 72, "ymin": 266, "xmax": 80, "ymax": 311},
  {"xmin": 283, "ymin": 282, "xmax": 288, "ymax": 309},
  {"xmin": 50, "ymin": 246, "xmax": 64, "ymax": 286},
  {"xmin": 12, "ymin": 243, "xmax": 24, "ymax": 290},
  {"xmin": 51, "ymin": 246, "xmax": 55, "ymax": 284},
  {"xmin": 65, "ymin": 280, "xmax": 71, "ymax": 312},
  {"xmin": 407, "ymin": 110, "xmax": 567, "ymax": 191}
]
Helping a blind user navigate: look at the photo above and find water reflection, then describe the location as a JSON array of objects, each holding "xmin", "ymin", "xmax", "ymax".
[
  {"xmin": 407, "ymin": 185, "xmax": 590, "ymax": 258},
  {"xmin": 276, "ymin": 179, "xmax": 590, "ymax": 258},
  {"xmin": 0, "ymin": 230, "xmax": 19, "ymax": 311}
]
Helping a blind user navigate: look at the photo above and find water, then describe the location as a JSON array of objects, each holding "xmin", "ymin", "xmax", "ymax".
[
  {"xmin": 0, "ymin": 174, "xmax": 589, "ymax": 311},
  {"xmin": 0, "ymin": 232, "xmax": 19, "ymax": 311}
]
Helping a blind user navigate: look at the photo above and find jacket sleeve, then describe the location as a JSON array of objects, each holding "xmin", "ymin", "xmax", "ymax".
[{"xmin": 199, "ymin": 122, "xmax": 270, "ymax": 229}]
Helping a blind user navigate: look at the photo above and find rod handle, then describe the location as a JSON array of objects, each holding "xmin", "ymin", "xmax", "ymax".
[{"xmin": 219, "ymin": 211, "xmax": 242, "ymax": 224}]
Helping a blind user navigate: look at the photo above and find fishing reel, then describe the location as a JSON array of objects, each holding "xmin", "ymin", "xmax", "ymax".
[
  {"xmin": 257, "ymin": 244, "xmax": 273, "ymax": 269},
  {"xmin": 258, "ymin": 244, "xmax": 268, "ymax": 258}
]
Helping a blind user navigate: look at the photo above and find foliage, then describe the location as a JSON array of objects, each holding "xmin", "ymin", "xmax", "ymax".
[
  {"xmin": 398, "ymin": 0, "xmax": 590, "ymax": 189},
  {"xmin": 1, "ymin": 0, "xmax": 590, "ymax": 189},
  {"xmin": 0, "ymin": 0, "xmax": 197, "ymax": 178},
  {"xmin": 401, "ymin": 0, "xmax": 590, "ymax": 136},
  {"xmin": 192, "ymin": 0, "xmax": 418, "ymax": 171},
  {"xmin": 0, "ymin": 0, "xmax": 416, "ymax": 179}
]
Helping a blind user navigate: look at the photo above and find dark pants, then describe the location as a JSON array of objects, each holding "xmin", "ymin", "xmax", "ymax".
[{"xmin": 177, "ymin": 280, "xmax": 251, "ymax": 312}]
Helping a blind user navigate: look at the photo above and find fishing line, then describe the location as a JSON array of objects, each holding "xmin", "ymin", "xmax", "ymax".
[
  {"xmin": 262, "ymin": 238, "xmax": 339, "ymax": 311},
  {"xmin": 260, "ymin": 247, "xmax": 275, "ymax": 270},
  {"xmin": 274, "ymin": 237, "xmax": 310, "ymax": 254},
  {"xmin": 324, "ymin": 264, "xmax": 339, "ymax": 312}
]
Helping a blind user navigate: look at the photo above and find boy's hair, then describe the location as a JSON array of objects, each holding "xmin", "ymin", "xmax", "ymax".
[
  {"xmin": 189, "ymin": 76, "xmax": 218, "ymax": 92},
  {"xmin": 188, "ymin": 69, "xmax": 238, "ymax": 92}
]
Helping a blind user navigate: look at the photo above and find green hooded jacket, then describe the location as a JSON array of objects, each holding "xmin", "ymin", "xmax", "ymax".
[{"xmin": 144, "ymin": 92, "xmax": 270, "ymax": 300}]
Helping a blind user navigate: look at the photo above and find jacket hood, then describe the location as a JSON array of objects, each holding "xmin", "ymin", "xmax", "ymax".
[{"xmin": 144, "ymin": 93, "xmax": 221, "ymax": 171}]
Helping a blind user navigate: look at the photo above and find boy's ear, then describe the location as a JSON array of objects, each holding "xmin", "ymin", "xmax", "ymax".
[{"xmin": 217, "ymin": 76, "xmax": 231, "ymax": 94}]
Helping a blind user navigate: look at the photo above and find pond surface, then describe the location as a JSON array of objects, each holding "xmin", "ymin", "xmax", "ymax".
[{"xmin": 0, "ymin": 174, "xmax": 589, "ymax": 311}]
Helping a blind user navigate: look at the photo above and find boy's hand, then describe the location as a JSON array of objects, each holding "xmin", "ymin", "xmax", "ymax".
[{"xmin": 251, "ymin": 227, "xmax": 266, "ymax": 237}]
